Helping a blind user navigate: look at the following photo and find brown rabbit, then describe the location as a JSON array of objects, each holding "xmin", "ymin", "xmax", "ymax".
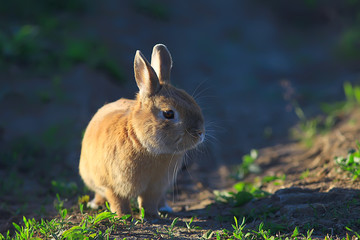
[{"xmin": 79, "ymin": 44, "xmax": 205, "ymax": 218}]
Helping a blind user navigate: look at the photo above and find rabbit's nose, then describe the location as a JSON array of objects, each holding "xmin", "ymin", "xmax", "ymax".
[
  {"xmin": 193, "ymin": 129, "xmax": 205, "ymax": 143},
  {"xmin": 195, "ymin": 129, "xmax": 203, "ymax": 136}
]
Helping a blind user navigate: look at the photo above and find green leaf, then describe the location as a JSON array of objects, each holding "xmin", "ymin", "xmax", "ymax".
[
  {"xmin": 170, "ymin": 217, "xmax": 179, "ymax": 229},
  {"xmin": 12, "ymin": 222, "xmax": 21, "ymax": 233},
  {"xmin": 60, "ymin": 209, "xmax": 67, "ymax": 220},
  {"xmin": 65, "ymin": 39, "xmax": 91, "ymax": 62},
  {"xmin": 62, "ymin": 226, "xmax": 85, "ymax": 237},
  {"xmin": 233, "ymin": 191, "xmax": 253, "ymax": 206},
  {"xmin": 93, "ymin": 211, "xmax": 115, "ymax": 225},
  {"xmin": 354, "ymin": 86, "xmax": 360, "ymax": 104},
  {"xmin": 140, "ymin": 207, "xmax": 145, "ymax": 221},
  {"xmin": 233, "ymin": 182, "xmax": 246, "ymax": 192},
  {"xmin": 344, "ymin": 82, "xmax": 354, "ymax": 101},
  {"xmin": 292, "ymin": 226, "xmax": 299, "ymax": 237}
]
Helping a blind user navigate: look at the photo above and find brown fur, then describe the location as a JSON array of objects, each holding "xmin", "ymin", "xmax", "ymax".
[{"xmin": 79, "ymin": 44, "xmax": 205, "ymax": 218}]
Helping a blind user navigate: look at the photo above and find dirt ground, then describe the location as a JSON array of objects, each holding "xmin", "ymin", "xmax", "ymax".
[
  {"xmin": 3, "ymin": 108, "xmax": 359, "ymax": 239},
  {"xmin": 45, "ymin": 108, "xmax": 360, "ymax": 239},
  {"xmin": 2, "ymin": 0, "xmax": 360, "ymax": 239},
  {"xmin": 154, "ymin": 108, "xmax": 360, "ymax": 239}
]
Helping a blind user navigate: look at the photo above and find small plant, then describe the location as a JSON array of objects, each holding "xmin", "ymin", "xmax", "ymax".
[
  {"xmin": 214, "ymin": 181, "xmax": 269, "ymax": 207},
  {"xmin": 140, "ymin": 207, "xmax": 145, "ymax": 223},
  {"xmin": 346, "ymin": 227, "xmax": 360, "ymax": 239},
  {"xmin": 300, "ymin": 169, "xmax": 310, "ymax": 180},
  {"xmin": 335, "ymin": 141, "xmax": 360, "ymax": 180},
  {"xmin": 185, "ymin": 216, "xmax": 201, "ymax": 231},
  {"xmin": 344, "ymin": 81, "xmax": 360, "ymax": 106},
  {"xmin": 283, "ymin": 81, "xmax": 360, "ymax": 148},
  {"xmin": 163, "ymin": 217, "xmax": 179, "ymax": 238},
  {"xmin": 60, "ymin": 208, "xmax": 67, "ymax": 221},
  {"xmin": 303, "ymin": 229, "xmax": 314, "ymax": 240},
  {"xmin": 78, "ymin": 194, "xmax": 90, "ymax": 205},
  {"xmin": 261, "ymin": 174, "xmax": 286, "ymax": 186},
  {"xmin": 133, "ymin": 0, "xmax": 170, "ymax": 20},
  {"xmin": 232, "ymin": 216, "xmax": 246, "ymax": 239},
  {"xmin": 79, "ymin": 203, "xmax": 84, "ymax": 215},
  {"xmin": 54, "ymin": 193, "xmax": 64, "ymax": 213},
  {"xmin": 51, "ymin": 180, "xmax": 78, "ymax": 197},
  {"xmin": 233, "ymin": 149, "xmax": 261, "ymax": 180},
  {"xmin": 201, "ymin": 229, "xmax": 215, "ymax": 239},
  {"xmin": 291, "ymin": 226, "xmax": 300, "ymax": 238},
  {"xmin": 12, "ymin": 216, "xmax": 37, "ymax": 240},
  {"xmin": 338, "ymin": 28, "xmax": 360, "ymax": 61}
]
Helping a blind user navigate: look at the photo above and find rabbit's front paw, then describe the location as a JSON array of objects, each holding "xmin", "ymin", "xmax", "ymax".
[
  {"xmin": 87, "ymin": 199, "xmax": 100, "ymax": 209},
  {"xmin": 159, "ymin": 203, "xmax": 173, "ymax": 213}
]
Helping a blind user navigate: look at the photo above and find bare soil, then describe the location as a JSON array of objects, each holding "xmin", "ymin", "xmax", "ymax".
[
  {"xmin": 52, "ymin": 108, "xmax": 360, "ymax": 239},
  {"xmin": 2, "ymin": 0, "xmax": 360, "ymax": 239},
  {"xmin": 152, "ymin": 109, "xmax": 360, "ymax": 239}
]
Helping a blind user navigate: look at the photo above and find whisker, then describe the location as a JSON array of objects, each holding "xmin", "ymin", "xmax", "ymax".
[
  {"xmin": 191, "ymin": 79, "xmax": 208, "ymax": 98},
  {"xmin": 193, "ymin": 87, "xmax": 211, "ymax": 102}
]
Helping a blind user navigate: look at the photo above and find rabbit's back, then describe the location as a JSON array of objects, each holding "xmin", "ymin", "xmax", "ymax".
[{"xmin": 79, "ymin": 98, "xmax": 137, "ymax": 196}]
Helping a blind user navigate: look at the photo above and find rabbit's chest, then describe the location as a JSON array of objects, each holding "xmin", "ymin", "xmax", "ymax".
[{"xmin": 112, "ymin": 154, "xmax": 183, "ymax": 195}]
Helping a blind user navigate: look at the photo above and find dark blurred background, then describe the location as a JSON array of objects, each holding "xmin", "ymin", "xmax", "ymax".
[{"xmin": 1, "ymin": 0, "xmax": 360, "ymax": 217}]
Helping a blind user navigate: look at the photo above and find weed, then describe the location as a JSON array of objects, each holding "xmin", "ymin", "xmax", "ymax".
[
  {"xmin": 233, "ymin": 149, "xmax": 261, "ymax": 180},
  {"xmin": 62, "ymin": 210, "xmax": 116, "ymax": 239},
  {"xmin": 292, "ymin": 226, "xmax": 300, "ymax": 238},
  {"xmin": 290, "ymin": 82, "xmax": 360, "ymax": 147},
  {"xmin": 133, "ymin": 0, "xmax": 170, "ymax": 20},
  {"xmin": 12, "ymin": 216, "xmax": 37, "ymax": 240},
  {"xmin": 233, "ymin": 181, "xmax": 269, "ymax": 199},
  {"xmin": 232, "ymin": 216, "xmax": 246, "ymax": 238},
  {"xmin": 185, "ymin": 216, "xmax": 201, "ymax": 231},
  {"xmin": 215, "ymin": 181, "xmax": 269, "ymax": 209},
  {"xmin": 0, "ymin": 170, "xmax": 24, "ymax": 196},
  {"xmin": 78, "ymin": 194, "xmax": 90, "ymax": 205},
  {"xmin": 163, "ymin": 217, "xmax": 179, "ymax": 238},
  {"xmin": 54, "ymin": 193, "xmax": 64, "ymax": 213},
  {"xmin": 60, "ymin": 208, "xmax": 68, "ymax": 221},
  {"xmin": 201, "ymin": 229, "xmax": 215, "ymax": 239},
  {"xmin": 303, "ymin": 229, "xmax": 314, "ymax": 240},
  {"xmin": 51, "ymin": 180, "xmax": 78, "ymax": 197},
  {"xmin": 0, "ymin": 5, "xmax": 125, "ymax": 82},
  {"xmin": 140, "ymin": 207, "xmax": 145, "ymax": 223},
  {"xmin": 334, "ymin": 141, "xmax": 360, "ymax": 180},
  {"xmin": 63, "ymin": 38, "xmax": 125, "ymax": 83},
  {"xmin": 79, "ymin": 203, "xmax": 84, "ymax": 215},
  {"xmin": 300, "ymin": 169, "xmax": 310, "ymax": 180},
  {"xmin": 344, "ymin": 82, "xmax": 360, "ymax": 106},
  {"xmin": 261, "ymin": 174, "xmax": 286, "ymax": 186},
  {"xmin": 338, "ymin": 28, "xmax": 360, "ymax": 60},
  {"xmin": 346, "ymin": 226, "xmax": 360, "ymax": 239}
]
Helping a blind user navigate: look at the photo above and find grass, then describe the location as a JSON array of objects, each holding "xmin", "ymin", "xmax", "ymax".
[
  {"xmin": 214, "ymin": 181, "xmax": 266, "ymax": 208},
  {"xmin": 335, "ymin": 141, "xmax": 360, "ymax": 180},
  {"xmin": 233, "ymin": 149, "xmax": 261, "ymax": 180},
  {"xmin": 0, "ymin": 201, "xmax": 132, "ymax": 240},
  {"xmin": 4, "ymin": 210, "xmax": 360, "ymax": 240},
  {"xmin": 133, "ymin": 0, "xmax": 170, "ymax": 20},
  {"xmin": 2, "ymin": 213, "xmax": 316, "ymax": 240},
  {"xmin": 2, "ymin": 147, "xmax": 360, "ymax": 239},
  {"xmin": 0, "ymin": 1, "xmax": 125, "ymax": 83},
  {"xmin": 291, "ymin": 82, "xmax": 360, "ymax": 147},
  {"xmin": 2, "ymin": 2, "xmax": 360, "ymax": 239}
]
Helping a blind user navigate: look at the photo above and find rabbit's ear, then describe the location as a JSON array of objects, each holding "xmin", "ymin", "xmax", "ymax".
[
  {"xmin": 151, "ymin": 44, "xmax": 172, "ymax": 84},
  {"xmin": 134, "ymin": 50, "xmax": 161, "ymax": 97}
]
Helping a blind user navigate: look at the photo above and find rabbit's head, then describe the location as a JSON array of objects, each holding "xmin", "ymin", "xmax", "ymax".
[{"xmin": 131, "ymin": 44, "xmax": 205, "ymax": 155}]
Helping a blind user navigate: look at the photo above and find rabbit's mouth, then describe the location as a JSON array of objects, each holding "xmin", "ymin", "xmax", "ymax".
[{"xmin": 177, "ymin": 128, "xmax": 205, "ymax": 151}]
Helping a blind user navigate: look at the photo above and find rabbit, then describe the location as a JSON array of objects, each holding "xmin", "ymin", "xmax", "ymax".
[{"xmin": 79, "ymin": 44, "xmax": 205, "ymax": 218}]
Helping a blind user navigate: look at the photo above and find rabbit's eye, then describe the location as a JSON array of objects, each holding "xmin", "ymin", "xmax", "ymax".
[{"xmin": 162, "ymin": 110, "xmax": 174, "ymax": 119}]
